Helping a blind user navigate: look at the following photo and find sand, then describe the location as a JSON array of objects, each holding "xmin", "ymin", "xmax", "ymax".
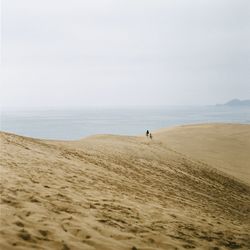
[
  {"xmin": 0, "ymin": 123, "xmax": 250, "ymax": 250},
  {"xmin": 155, "ymin": 123, "xmax": 250, "ymax": 185}
]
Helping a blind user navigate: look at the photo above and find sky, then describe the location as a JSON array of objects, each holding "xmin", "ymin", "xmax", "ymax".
[{"xmin": 0, "ymin": 0, "xmax": 250, "ymax": 108}]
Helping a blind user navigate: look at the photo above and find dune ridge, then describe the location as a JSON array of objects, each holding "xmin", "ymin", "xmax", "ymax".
[
  {"xmin": 155, "ymin": 123, "xmax": 250, "ymax": 185},
  {"xmin": 0, "ymin": 124, "xmax": 250, "ymax": 250}
]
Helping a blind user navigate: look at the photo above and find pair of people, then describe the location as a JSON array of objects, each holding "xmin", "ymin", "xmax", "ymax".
[{"xmin": 146, "ymin": 130, "xmax": 153, "ymax": 139}]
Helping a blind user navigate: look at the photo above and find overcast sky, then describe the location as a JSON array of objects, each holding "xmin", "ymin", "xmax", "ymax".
[{"xmin": 0, "ymin": 0, "xmax": 250, "ymax": 108}]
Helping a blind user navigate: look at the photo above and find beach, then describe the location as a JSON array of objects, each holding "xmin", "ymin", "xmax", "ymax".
[{"xmin": 1, "ymin": 123, "xmax": 250, "ymax": 250}]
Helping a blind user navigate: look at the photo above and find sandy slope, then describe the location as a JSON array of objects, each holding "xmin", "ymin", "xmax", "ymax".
[
  {"xmin": 0, "ymin": 124, "xmax": 250, "ymax": 250},
  {"xmin": 155, "ymin": 124, "xmax": 250, "ymax": 185}
]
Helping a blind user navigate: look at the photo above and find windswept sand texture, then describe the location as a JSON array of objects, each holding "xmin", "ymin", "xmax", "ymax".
[
  {"xmin": 0, "ymin": 124, "xmax": 250, "ymax": 250},
  {"xmin": 155, "ymin": 124, "xmax": 250, "ymax": 185}
]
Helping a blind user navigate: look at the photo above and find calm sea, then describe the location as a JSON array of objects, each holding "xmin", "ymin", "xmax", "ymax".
[{"xmin": 1, "ymin": 106, "xmax": 250, "ymax": 140}]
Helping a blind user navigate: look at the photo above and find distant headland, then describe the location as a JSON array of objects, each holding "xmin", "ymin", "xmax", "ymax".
[{"xmin": 216, "ymin": 99, "xmax": 250, "ymax": 107}]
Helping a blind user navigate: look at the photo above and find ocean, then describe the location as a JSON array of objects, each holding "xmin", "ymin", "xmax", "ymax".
[{"xmin": 1, "ymin": 106, "xmax": 250, "ymax": 140}]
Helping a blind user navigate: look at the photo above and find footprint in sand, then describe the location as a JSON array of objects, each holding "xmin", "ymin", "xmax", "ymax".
[
  {"xmin": 38, "ymin": 230, "xmax": 48, "ymax": 237},
  {"xmin": 18, "ymin": 230, "xmax": 32, "ymax": 241},
  {"xmin": 15, "ymin": 221, "xmax": 24, "ymax": 227}
]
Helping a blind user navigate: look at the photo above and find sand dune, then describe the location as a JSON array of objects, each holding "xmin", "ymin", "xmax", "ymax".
[
  {"xmin": 155, "ymin": 123, "xmax": 250, "ymax": 185},
  {"xmin": 0, "ymin": 124, "xmax": 250, "ymax": 250}
]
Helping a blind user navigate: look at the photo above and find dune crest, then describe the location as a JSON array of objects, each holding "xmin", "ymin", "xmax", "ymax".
[
  {"xmin": 155, "ymin": 123, "xmax": 250, "ymax": 185},
  {"xmin": 1, "ymin": 124, "xmax": 250, "ymax": 250}
]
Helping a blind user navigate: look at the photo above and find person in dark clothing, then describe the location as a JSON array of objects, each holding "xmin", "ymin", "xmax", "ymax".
[
  {"xmin": 146, "ymin": 130, "xmax": 149, "ymax": 137},
  {"xmin": 149, "ymin": 133, "xmax": 153, "ymax": 139}
]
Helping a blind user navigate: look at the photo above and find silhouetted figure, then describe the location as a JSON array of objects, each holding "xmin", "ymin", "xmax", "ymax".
[
  {"xmin": 146, "ymin": 130, "xmax": 149, "ymax": 137},
  {"xmin": 149, "ymin": 133, "xmax": 153, "ymax": 139}
]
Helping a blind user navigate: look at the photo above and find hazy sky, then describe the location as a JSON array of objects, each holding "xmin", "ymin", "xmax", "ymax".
[{"xmin": 0, "ymin": 0, "xmax": 250, "ymax": 108}]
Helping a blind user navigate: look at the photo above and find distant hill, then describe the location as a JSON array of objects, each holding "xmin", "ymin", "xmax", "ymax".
[{"xmin": 217, "ymin": 98, "xmax": 250, "ymax": 106}]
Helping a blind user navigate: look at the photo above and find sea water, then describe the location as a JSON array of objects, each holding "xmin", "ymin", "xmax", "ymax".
[{"xmin": 1, "ymin": 106, "xmax": 250, "ymax": 140}]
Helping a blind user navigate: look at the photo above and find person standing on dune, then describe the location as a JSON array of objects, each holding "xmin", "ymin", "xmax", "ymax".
[
  {"xmin": 146, "ymin": 130, "xmax": 149, "ymax": 137},
  {"xmin": 150, "ymin": 133, "xmax": 153, "ymax": 139}
]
